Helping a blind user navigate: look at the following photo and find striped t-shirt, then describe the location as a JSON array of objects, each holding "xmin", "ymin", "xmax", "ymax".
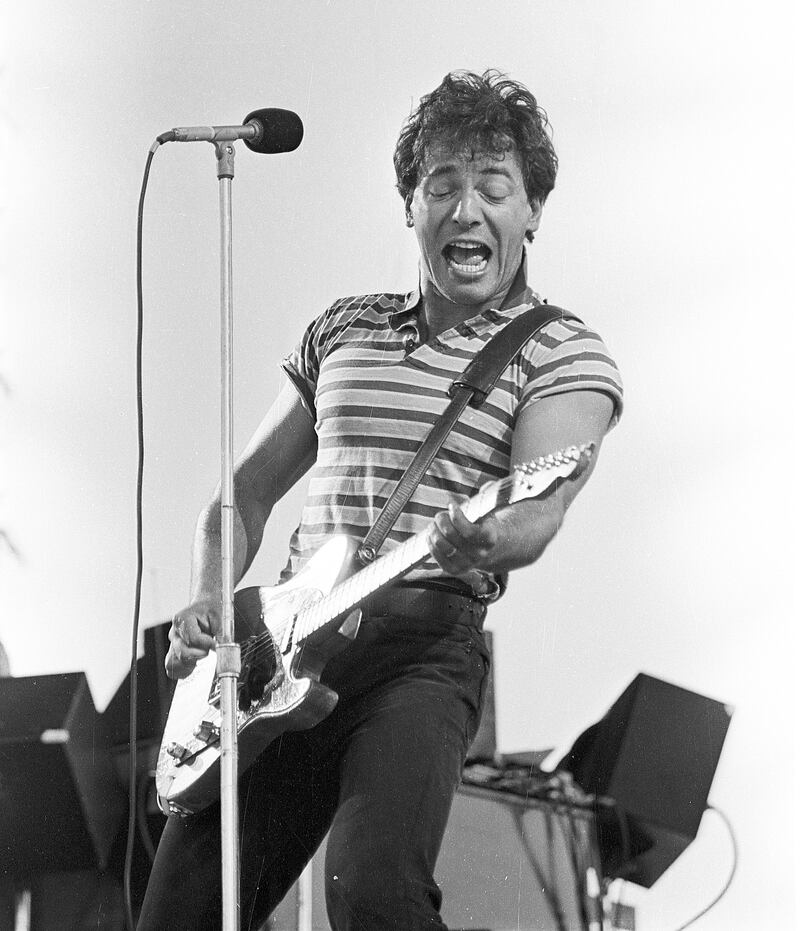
[{"xmin": 280, "ymin": 285, "xmax": 623, "ymax": 583}]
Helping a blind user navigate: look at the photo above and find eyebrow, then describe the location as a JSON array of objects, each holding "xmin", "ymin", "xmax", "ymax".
[{"xmin": 424, "ymin": 163, "xmax": 515, "ymax": 181}]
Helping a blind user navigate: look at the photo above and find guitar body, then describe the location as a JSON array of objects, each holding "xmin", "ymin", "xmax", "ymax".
[{"xmin": 155, "ymin": 535, "xmax": 360, "ymax": 815}]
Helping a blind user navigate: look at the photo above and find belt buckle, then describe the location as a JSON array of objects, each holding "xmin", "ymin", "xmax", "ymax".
[{"xmin": 472, "ymin": 577, "xmax": 501, "ymax": 604}]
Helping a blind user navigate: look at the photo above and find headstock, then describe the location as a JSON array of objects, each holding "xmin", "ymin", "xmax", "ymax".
[{"xmin": 508, "ymin": 443, "xmax": 595, "ymax": 503}]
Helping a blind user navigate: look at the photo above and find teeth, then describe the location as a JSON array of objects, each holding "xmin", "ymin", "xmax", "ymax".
[
  {"xmin": 444, "ymin": 240, "xmax": 490, "ymax": 274},
  {"xmin": 448, "ymin": 257, "xmax": 488, "ymax": 273}
]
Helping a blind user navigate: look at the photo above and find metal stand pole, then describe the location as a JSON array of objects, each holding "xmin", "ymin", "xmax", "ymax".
[{"xmin": 214, "ymin": 139, "xmax": 242, "ymax": 931}]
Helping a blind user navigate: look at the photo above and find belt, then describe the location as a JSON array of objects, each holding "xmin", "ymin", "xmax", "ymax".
[{"xmin": 360, "ymin": 583, "xmax": 487, "ymax": 628}]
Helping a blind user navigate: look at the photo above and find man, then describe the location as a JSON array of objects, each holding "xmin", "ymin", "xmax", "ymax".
[{"xmin": 138, "ymin": 70, "xmax": 622, "ymax": 929}]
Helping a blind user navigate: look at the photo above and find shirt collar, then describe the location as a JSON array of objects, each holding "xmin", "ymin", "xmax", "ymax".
[
  {"xmin": 388, "ymin": 252, "xmax": 539, "ymax": 334},
  {"xmin": 387, "ymin": 285, "xmax": 423, "ymax": 332}
]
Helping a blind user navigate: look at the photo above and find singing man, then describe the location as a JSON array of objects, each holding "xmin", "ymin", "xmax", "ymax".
[{"xmin": 138, "ymin": 69, "xmax": 623, "ymax": 930}]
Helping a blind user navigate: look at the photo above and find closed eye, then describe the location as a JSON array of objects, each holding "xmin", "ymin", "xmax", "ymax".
[{"xmin": 481, "ymin": 184, "xmax": 512, "ymax": 201}]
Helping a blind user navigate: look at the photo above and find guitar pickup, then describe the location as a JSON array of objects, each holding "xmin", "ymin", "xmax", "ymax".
[{"xmin": 193, "ymin": 720, "xmax": 221, "ymax": 744}]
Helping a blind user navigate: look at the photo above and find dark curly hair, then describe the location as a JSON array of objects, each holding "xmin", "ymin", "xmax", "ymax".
[{"xmin": 393, "ymin": 70, "xmax": 557, "ymax": 210}]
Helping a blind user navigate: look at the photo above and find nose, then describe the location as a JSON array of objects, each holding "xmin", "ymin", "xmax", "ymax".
[{"xmin": 452, "ymin": 187, "xmax": 481, "ymax": 228}]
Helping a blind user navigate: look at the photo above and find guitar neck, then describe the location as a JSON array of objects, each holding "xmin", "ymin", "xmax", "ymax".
[
  {"xmin": 290, "ymin": 443, "xmax": 593, "ymax": 646},
  {"xmin": 293, "ymin": 478, "xmax": 504, "ymax": 644}
]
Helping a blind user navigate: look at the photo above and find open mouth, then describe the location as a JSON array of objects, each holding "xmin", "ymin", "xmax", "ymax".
[{"xmin": 443, "ymin": 240, "xmax": 492, "ymax": 274}]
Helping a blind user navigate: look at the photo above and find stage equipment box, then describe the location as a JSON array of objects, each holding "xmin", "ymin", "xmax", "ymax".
[
  {"xmin": 0, "ymin": 672, "xmax": 124, "ymax": 874},
  {"xmin": 271, "ymin": 783, "xmax": 598, "ymax": 930}
]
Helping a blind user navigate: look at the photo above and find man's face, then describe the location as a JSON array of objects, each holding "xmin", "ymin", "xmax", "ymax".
[{"xmin": 408, "ymin": 142, "xmax": 541, "ymax": 315}]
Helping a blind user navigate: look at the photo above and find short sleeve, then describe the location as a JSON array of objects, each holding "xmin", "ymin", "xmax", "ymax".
[
  {"xmin": 517, "ymin": 319, "xmax": 624, "ymax": 426},
  {"xmin": 280, "ymin": 298, "xmax": 350, "ymax": 420}
]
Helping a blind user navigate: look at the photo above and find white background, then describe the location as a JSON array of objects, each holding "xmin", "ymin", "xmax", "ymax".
[{"xmin": 1, "ymin": 2, "xmax": 797, "ymax": 928}]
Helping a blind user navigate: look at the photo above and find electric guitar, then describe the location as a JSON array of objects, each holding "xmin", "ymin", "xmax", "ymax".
[{"xmin": 155, "ymin": 444, "xmax": 594, "ymax": 815}]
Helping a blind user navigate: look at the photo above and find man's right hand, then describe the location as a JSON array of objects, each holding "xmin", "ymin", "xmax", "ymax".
[
  {"xmin": 164, "ymin": 382, "xmax": 317, "ymax": 681},
  {"xmin": 165, "ymin": 598, "xmax": 221, "ymax": 680}
]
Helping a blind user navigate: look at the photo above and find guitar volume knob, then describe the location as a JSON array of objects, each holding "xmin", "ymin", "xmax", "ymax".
[{"xmin": 166, "ymin": 741, "xmax": 190, "ymax": 762}]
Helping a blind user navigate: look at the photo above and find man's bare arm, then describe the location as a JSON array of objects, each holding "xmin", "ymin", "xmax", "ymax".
[
  {"xmin": 426, "ymin": 389, "xmax": 615, "ymax": 580},
  {"xmin": 166, "ymin": 380, "xmax": 317, "ymax": 678}
]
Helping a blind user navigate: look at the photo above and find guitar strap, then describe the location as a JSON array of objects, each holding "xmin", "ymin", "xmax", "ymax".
[{"xmin": 355, "ymin": 302, "xmax": 580, "ymax": 567}]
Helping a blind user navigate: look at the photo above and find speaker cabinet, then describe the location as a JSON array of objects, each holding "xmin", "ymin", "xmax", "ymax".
[{"xmin": 0, "ymin": 672, "xmax": 124, "ymax": 874}]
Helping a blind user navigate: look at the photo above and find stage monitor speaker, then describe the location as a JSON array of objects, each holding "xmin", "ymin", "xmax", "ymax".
[
  {"xmin": 560, "ymin": 672, "xmax": 733, "ymax": 887},
  {"xmin": 102, "ymin": 621, "xmax": 174, "ymax": 750},
  {"xmin": 0, "ymin": 672, "xmax": 125, "ymax": 874}
]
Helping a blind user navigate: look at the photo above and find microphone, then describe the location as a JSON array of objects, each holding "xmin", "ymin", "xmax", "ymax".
[{"xmin": 157, "ymin": 108, "xmax": 303, "ymax": 154}]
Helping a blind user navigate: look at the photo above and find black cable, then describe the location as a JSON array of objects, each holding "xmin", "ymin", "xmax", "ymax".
[
  {"xmin": 556, "ymin": 806, "xmax": 590, "ymax": 931},
  {"xmin": 124, "ymin": 139, "xmax": 162, "ymax": 931},
  {"xmin": 545, "ymin": 804, "xmax": 558, "ymax": 883},
  {"xmin": 670, "ymin": 804, "xmax": 738, "ymax": 931},
  {"xmin": 569, "ymin": 809, "xmax": 594, "ymax": 931},
  {"xmin": 544, "ymin": 808, "xmax": 569, "ymax": 931},
  {"xmin": 583, "ymin": 799, "xmax": 607, "ymax": 929}
]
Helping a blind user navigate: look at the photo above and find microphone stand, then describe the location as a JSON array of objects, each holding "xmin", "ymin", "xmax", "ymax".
[
  {"xmin": 214, "ymin": 138, "xmax": 242, "ymax": 931},
  {"xmin": 154, "ymin": 115, "xmax": 301, "ymax": 928}
]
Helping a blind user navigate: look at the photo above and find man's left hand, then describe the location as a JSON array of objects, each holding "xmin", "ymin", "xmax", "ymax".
[{"xmin": 427, "ymin": 503, "xmax": 499, "ymax": 576}]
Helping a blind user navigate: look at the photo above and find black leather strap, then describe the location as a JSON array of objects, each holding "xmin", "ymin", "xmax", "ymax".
[{"xmin": 356, "ymin": 304, "xmax": 578, "ymax": 565}]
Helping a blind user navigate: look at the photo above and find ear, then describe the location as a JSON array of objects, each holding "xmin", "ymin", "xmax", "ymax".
[
  {"xmin": 526, "ymin": 199, "xmax": 543, "ymax": 238},
  {"xmin": 404, "ymin": 196, "xmax": 415, "ymax": 228}
]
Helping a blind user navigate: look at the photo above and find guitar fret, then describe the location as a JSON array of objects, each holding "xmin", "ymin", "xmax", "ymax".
[{"xmin": 297, "ymin": 604, "xmax": 318, "ymax": 642}]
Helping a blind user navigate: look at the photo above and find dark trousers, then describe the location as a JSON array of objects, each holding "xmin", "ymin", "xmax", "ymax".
[{"xmin": 137, "ymin": 600, "xmax": 490, "ymax": 930}]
